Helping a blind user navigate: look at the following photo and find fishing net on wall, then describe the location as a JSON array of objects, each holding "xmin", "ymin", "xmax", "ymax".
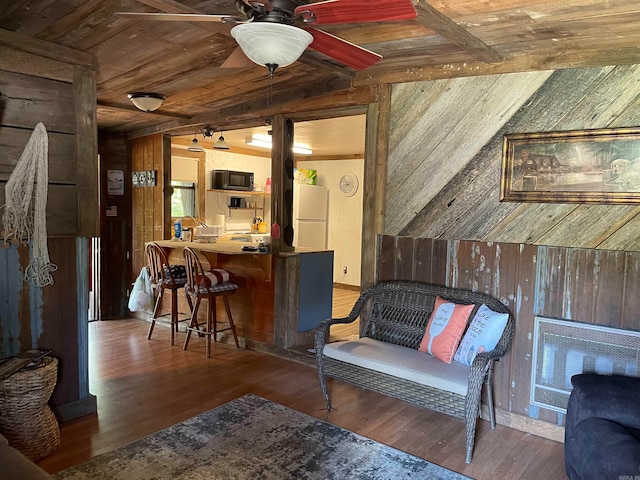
[{"xmin": 2, "ymin": 122, "xmax": 58, "ymax": 287}]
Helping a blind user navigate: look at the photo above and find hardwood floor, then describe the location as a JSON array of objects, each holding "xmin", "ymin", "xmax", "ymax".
[
  {"xmin": 329, "ymin": 287, "xmax": 360, "ymax": 341},
  {"xmin": 37, "ymin": 318, "xmax": 566, "ymax": 479}
]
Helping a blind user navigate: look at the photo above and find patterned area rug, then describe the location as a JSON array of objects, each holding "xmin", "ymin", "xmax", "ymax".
[{"xmin": 54, "ymin": 394, "xmax": 472, "ymax": 480}]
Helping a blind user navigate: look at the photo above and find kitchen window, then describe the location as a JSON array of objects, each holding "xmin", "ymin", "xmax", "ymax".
[{"xmin": 171, "ymin": 181, "xmax": 196, "ymax": 217}]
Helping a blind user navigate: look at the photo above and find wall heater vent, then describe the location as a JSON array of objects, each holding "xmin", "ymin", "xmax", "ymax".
[{"xmin": 531, "ymin": 317, "xmax": 640, "ymax": 413}]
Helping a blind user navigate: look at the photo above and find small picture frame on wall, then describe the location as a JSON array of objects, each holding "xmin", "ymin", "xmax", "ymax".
[
  {"xmin": 146, "ymin": 170, "xmax": 156, "ymax": 187},
  {"xmin": 107, "ymin": 169, "xmax": 124, "ymax": 195},
  {"xmin": 501, "ymin": 127, "xmax": 640, "ymax": 204}
]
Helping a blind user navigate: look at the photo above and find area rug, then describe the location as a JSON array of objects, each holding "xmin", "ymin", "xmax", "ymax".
[{"xmin": 54, "ymin": 394, "xmax": 471, "ymax": 480}]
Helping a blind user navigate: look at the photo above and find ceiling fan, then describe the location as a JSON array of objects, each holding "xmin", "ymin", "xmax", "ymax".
[{"xmin": 117, "ymin": 0, "xmax": 417, "ymax": 75}]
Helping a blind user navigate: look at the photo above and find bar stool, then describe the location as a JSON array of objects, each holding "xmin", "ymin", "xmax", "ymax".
[
  {"xmin": 182, "ymin": 247, "xmax": 240, "ymax": 357},
  {"xmin": 145, "ymin": 242, "xmax": 191, "ymax": 345}
]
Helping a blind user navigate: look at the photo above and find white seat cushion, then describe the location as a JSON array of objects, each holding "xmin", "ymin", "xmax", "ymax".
[{"xmin": 323, "ymin": 337, "xmax": 470, "ymax": 396}]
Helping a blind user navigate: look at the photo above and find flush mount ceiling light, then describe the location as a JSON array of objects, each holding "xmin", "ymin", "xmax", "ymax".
[
  {"xmin": 187, "ymin": 127, "xmax": 231, "ymax": 152},
  {"xmin": 127, "ymin": 92, "xmax": 166, "ymax": 112},
  {"xmin": 230, "ymin": 23, "xmax": 313, "ymax": 75},
  {"xmin": 246, "ymin": 133, "xmax": 312, "ymax": 155}
]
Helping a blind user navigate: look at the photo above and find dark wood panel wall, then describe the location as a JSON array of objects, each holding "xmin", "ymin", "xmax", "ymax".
[
  {"xmin": 377, "ymin": 235, "xmax": 640, "ymax": 427},
  {"xmin": 0, "ymin": 30, "xmax": 98, "ymax": 418},
  {"xmin": 99, "ymin": 132, "xmax": 130, "ymax": 318}
]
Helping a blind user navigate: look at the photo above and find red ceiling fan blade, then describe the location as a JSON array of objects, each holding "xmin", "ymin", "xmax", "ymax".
[
  {"xmin": 294, "ymin": 0, "xmax": 417, "ymax": 25},
  {"xmin": 116, "ymin": 12, "xmax": 246, "ymax": 23},
  {"xmin": 221, "ymin": 46, "xmax": 255, "ymax": 68},
  {"xmin": 305, "ymin": 28, "xmax": 382, "ymax": 70}
]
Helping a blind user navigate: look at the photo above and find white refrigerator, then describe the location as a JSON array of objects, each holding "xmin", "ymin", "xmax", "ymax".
[{"xmin": 293, "ymin": 184, "xmax": 328, "ymax": 250}]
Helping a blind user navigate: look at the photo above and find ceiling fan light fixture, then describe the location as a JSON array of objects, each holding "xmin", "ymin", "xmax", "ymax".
[
  {"xmin": 230, "ymin": 23, "xmax": 313, "ymax": 69},
  {"xmin": 127, "ymin": 92, "xmax": 166, "ymax": 112}
]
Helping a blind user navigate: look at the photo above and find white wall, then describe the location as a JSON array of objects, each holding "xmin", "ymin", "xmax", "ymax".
[
  {"xmin": 299, "ymin": 159, "xmax": 364, "ymax": 286},
  {"xmin": 202, "ymin": 148, "xmax": 363, "ymax": 286},
  {"xmin": 205, "ymin": 150, "xmax": 271, "ymax": 231}
]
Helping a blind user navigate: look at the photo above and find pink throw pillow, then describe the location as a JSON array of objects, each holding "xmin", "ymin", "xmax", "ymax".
[{"xmin": 418, "ymin": 296, "xmax": 474, "ymax": 363}]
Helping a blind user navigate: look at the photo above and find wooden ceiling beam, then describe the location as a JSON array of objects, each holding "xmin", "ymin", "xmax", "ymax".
[
  {"xmin": 126, "ymin": 81, "xmax": 376, "ymax": 138},
  {"xmin": 353, "ymin": 46, "xmax": 640, "ymax": 86},
  {"xmin": 414, "ymin": 1, "xmax": 503, "ymax": 64},
  {"xmin": 297, "ymin": 52, "xmax": 355, "ymax": 80},
  {"xmin": 97, "ymin": 100, "xmax": 192, "ymax": 119},
  {"xmin": 0, "ymin": 27, "xmax": 95, "ymax": 69}
]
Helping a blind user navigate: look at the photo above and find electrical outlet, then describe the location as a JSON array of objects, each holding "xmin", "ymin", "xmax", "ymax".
[{"xmin": 342, "ymin": 266, "xmax": 348, "ymax": 274}]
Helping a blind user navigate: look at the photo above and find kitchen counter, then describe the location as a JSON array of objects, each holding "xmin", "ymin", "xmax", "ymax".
[
  {"xmin": 153, "ymin": 237, "xmax": 269, "ymax": 255},
  {"xmin": 150, "ymin": 238, "xmax": 334, "ymax": 350},
  {"xmin": 153, "ymin": 239, "xmax": 274, "ymax": 345}
]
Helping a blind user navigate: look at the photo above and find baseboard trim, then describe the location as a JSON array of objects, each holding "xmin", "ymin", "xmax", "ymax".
[
  {"xmin": 481, "ymin": 405, "xmax": 565, "ymax": 443},
  {"xmin": 55, "ymin": 394, "xmax": 97, "ymax": 422}
]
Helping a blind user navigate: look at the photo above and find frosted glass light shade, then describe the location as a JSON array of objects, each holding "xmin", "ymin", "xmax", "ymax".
[
  {"xmin": 187, "ymin": 138, "xmax": 204, "ymax": 152},
  {"xmin": 231, "ymin": 23, "xmax": 313, "ymax": 68},
  {"xmin": 127, "ymin": 92, "xmax": 165, "ymax": 112},
  {"xmin": 214, "ymin": 135, "xmax": 230, "ymax": 150}
]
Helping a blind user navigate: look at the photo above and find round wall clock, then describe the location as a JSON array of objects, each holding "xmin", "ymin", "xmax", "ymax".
[{"xmin": 339, "ymin": 173, "xmax": 359, "ymax": 197}]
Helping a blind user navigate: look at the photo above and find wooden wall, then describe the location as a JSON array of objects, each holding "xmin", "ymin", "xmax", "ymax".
[
  {"xmin": 130, "ymin": 134, "xmax": 171, "ymax": 279},
  {"xmin": 99, "ymin": 132, "xmax": 130, "ymax": 319},
  {"xmin": 0, "ymin": 29, "xmax": 98, "ymax": 418},
  {"xmin": 377, "ymin": 236, "xmax": 640, "ymax": 429},
  {"xmin": 381, "ymin": 64, "xmax": 640, "ymax": 433},
  {"xmin": 388, "ymin": 64, "xmax": 640, "ymax": 249}
]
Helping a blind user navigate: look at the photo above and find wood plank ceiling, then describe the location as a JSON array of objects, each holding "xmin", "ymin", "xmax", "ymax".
[{"xmin": 2, "ymin": 0, "xmax": 640, "ymax": 139}]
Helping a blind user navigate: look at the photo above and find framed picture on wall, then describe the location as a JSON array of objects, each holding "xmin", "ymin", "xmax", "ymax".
[
  {"xmin": 501, "ymin": 127, "xmax": 640, "ymax": 204},
  {"xmin": 107, "ymin": 169, "xmax": 124, "ymax": 195}
]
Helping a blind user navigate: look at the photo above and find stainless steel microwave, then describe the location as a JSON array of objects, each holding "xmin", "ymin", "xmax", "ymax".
[{"xmin": 211, "ymin": 170, "xmax": 254, "ymax": 191}]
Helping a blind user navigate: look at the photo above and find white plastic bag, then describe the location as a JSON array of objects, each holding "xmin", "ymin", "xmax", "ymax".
[{"xmin": 128, "ymin": 267, "xmax": 155, "ymax": 313}]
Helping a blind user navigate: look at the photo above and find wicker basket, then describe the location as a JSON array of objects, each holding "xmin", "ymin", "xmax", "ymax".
[{"xmin": 0, "ymin": 355, "xmax": 61, "ymax": 461}]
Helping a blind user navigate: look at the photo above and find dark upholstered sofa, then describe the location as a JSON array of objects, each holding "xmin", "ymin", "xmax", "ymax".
[{"xmin": 565, "ymin": 373, "xmax": 640, "ymax": 480}]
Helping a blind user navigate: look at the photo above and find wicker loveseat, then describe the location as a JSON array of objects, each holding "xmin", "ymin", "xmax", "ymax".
[{"xmin": 315, "ymin": 281, "xmax": 514, "ymax": 464}]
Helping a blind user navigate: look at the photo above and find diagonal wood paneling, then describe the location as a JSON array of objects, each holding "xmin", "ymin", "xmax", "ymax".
[
  {"xmin": 390, "ymin": 64, "xmax": 640, "ymax": 251},
  {"xmin": 386, "ymin": 71, "xmax": 552, "ymax": 234}
]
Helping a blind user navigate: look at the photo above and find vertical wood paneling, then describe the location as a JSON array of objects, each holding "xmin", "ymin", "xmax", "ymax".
[
  {"xmin": 413, "ymin": 237, "xmax": 434, "ymax": 283},
  {"xmin": 41, "ymin": 237, "xmax": 79, "ymax": 407},
  {"xmin": 536, "ymin": 246, "xmax": 567, "ymax": 319},
  {"xmin": 591, "ymin": 250, "xmax": 626, "ymax": 328},
  {"xmin": 0, "ymin": 243, "xmax": 27, "ymax": 356},
  {"xmin": 563, "ymin": 249, "xmax": 596, "ymax": 323},
  {"xmin": 99, "ymin": 132, "xmax": 130, "ymax": 319},
  {"xmin": 509, "ymin": 243, "xmax": 538, "ymax": 416},
  {"xmin": 376, "ymin": 234, "xmax": 397, "ymax": 282},
  {"xmin": 431, "ymin": 239, "xmax": 449, "ymax": 285},
  {"xmin": 361, "ymin": 91, "xmax": 388, "ymax": 290},
  {"xmin": 130, "ymin": 133, "xmax": 168, "ymax": 280},
  {"xmin": 74, "ymin": 65, "xmax": 98, "ymax": 237},
  {"xmin": 377, "ymin": 235, "xmax": 640, "ymax": 428},
  {"xmin": 395, "ymin": 236, "xmax": 415, "ymax": 280},
  {"xmin": 490, "ymin": 242, "xmax": 519, "ymax": 411},
  {"xmin": 622, "ymin": 252, "xmax": 640, "ymax": 330}
]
